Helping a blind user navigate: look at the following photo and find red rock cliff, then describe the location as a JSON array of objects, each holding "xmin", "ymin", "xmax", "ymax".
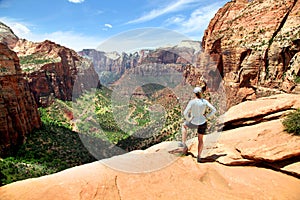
[
  {"xmin": 0, "ymin": 43, "xmax": 41, "ymax": 156},
  {"xmin": 13, "ymin": 39, "xmax": 100, "ymax": 106},
  {"xmin": 201, "ymin": 0, "xmax": 300, "ymax": 107},
  {"xmin": 0, "ymin": 22, "xmax": 18, "ymax": 48}
]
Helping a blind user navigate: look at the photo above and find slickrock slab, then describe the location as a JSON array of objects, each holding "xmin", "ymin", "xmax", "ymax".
[
  {"xmin": 1, "ymin": 155, "xmax": 300, "ymax": 200},
  {"xmin": 222, "ymin": 98, "xmax": 295, "ymax": 126},
  {"xmin": 236, "ymin": 127, "xmax": 300, "ymax": 162}
]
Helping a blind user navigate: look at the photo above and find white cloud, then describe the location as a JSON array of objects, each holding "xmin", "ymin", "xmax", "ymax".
[
  {"xmin": 126, "ymin": 0, "xmax": 199, "ymax": 24},
  {"xmin": 0, "ymin": 17, "xmax": 102, "ymax": 51},
  {"xmin": 0, "ymin": 17, "xmax": 32, "ymax": 36},
  {"xmin": 11, "ymin": 22, "xmax": 31, "ymax": 35},
  {"xmin": 68, "ymin": 0, "xmax": 84, "ymax": 3},
  {"xmin": 97, "ymin": 28, "xmax": 189, "ymax": 53},
  {"xmin": 165, "ymin": 1, "xmax": 226, "ymax": 39},
  {"xmin": 104, "ymin": 23, "xmax": 112, "ymax": 28},
  {"xmin": 165, "ymin": 15, "xmax": 185, "ymax": 26},
  {"xmin": 42, "ymin": 31, "xmax": 103, "ymax": 51}
]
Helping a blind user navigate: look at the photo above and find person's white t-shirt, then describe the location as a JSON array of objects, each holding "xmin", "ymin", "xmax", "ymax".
[{"xmin": 183, "ymin": 98, "xmax": 216, "ymax": 125}]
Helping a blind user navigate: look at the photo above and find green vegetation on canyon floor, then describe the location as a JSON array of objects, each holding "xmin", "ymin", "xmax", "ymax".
[
  {"xmin": 0, "ymin": 86, "xmax": 184, "ymax": 186},
  {"xmin": 0, "ymin": 106, "xmax": 98, "ymax": 186}
]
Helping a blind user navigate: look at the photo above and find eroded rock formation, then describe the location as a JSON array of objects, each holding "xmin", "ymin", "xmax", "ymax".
[
  {"xmin": 0, "ymin": 22, "xmax": 18, "ymax": 48},
  {"xmin": 79, "ymin": 40, "xmax": 201, "ymax": 86},
  {"xmin": 13, "ymin": 39, "xmax": 100, "ymax": 106},
  {"xmin": 0, "ymin": 43, "xmax": 40, "ymax": 156},
  {"xmin": 200, "ymin": 0, "xmax": 300, "ymax": 107}
]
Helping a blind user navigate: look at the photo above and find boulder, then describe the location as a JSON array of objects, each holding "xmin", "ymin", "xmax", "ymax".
[{"xmin": 236, "ymin": 127, "xmax": 300, "ymax": 162}]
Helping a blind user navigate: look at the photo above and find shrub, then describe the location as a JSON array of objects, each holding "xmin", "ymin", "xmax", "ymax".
[
  {"xmin": 19, "ymin": 54, "xmax": 55, "ymax": 65},
  {"xmin": 282, "ymin": 109, "xmax": 300, "ymax": 135},
  {"xmin": 294, "ymin": 76, "xmax": 300, "ymax": 84}
]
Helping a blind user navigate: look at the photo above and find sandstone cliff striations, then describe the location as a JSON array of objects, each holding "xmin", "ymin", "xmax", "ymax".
[
  {"xmin": 0, "ymin": 43, "xmax": 40, "ymax": 156},
  {"xmin": 0, "ymin": 22, "xmax": 18, "ymax": 49},
  {"xmin": 79, "ymin": 49, "xmax": 139, "ymax": 85},
  {"xmin": 14, "ymin": 39, "xmax": 100, "ymax": 106},
  {"xmin": 79, "ymin": 40, "xmax": 201, "ymax": 86},
  {"xmin": 201, "ymin": 0, "xmax": 300, "ymax": 107}
]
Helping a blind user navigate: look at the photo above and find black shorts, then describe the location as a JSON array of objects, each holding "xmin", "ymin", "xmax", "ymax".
[{"xmin": 184, "ymin": 121, "xmax": 208, "ymax": 135}]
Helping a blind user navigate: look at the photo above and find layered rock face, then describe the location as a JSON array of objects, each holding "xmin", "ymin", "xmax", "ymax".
[
  {"xmin": 0, "ymin": 22, "xmax": 18, "ymax": 48},
  {"xmin": 138, "ymin": 40, "xmax": 201, "ymax": 65},
  {"xmin": 201, "ymin": 0, "xmax": 300, "ymax": 107},
  {"xmin": 79, "ymin": 40, "xmax": 201, "ymax": 85},
  {"xmin": 14, "ymin": 39, "xmax": 100, "ymax": 106},
  {"xmin": 0, "ymin": 43, "xmax": 40, "ymax": 156},
  {"xmin": 79, "ymin": 49, "xmax": 139, "ymax": 85}
]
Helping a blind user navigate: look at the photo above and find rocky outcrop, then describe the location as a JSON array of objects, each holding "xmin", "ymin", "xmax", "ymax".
[
  {"xmin": 201, "ymin": 0, "xmax": 300, "ymax": 107},
  {"xmin": 0, "ymin": 142, "xmax": 300, "ymax": 200},
  {"xmin": 222, "ymin": 93, "xmax": 297, "ymax": 129},
  {"xmin": 0, "ymin": 22, "xmax": 18, "ymax": 48},
  {"xmin": 0, "ymin": 43, "xmax": 40, "ymax": 156},
  {"xmin": 13, "ymin": 39, "xmax": 100, "ymax": 106}
]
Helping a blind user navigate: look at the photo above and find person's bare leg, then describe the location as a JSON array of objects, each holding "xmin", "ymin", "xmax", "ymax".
[
  {"xmin": 182, "ymin": 125, "xmax": 187, "ymax": 145},
  {"xmin": 197, "ymin": 134, "xmax": 204, "ymax": 161}
]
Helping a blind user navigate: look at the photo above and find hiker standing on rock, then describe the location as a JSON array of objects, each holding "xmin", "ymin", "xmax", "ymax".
[{"xmin": 182, "ymin": 86, "xmax": 216, "ymax": 163}]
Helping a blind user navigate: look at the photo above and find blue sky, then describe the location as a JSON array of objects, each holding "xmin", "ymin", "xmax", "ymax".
[{"xmin": 0, "ymin": 0, "xmax": 227, "ymax": 51}]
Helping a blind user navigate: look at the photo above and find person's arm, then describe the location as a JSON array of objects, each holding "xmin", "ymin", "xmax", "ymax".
[
  {"xmin": 183, "ymin": 101, "xmax": 192, "ymax": 121},
  {"xmin": 205, "ymin": 100, "xmax": 216, "ymax": 118}
]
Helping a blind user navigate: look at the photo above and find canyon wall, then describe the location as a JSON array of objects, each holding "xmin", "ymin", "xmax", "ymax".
[
  {"xmin": 14, "ymin": 39, "xmax": 100, "ymax": 106},
  {"xmin": 200, "ymin": 0, "xmax": 300, "ymax": 107},
  {"xmin": 0, "ymin": 43, "xmax": 41, "ymax": 156},
  {"xmin": 0, "ymin": 21, "xmax": 100, "ymax": 156},
  {"xmin": 0, "ymin": 22, "xmax": 18, "ymax": 48},
  {"xmin": 79, "ymin": 40, "xmax": 201, "ymax": 85}
]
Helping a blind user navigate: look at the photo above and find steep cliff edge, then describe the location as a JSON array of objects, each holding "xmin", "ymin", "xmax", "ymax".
[
  {"xmin": 13, "ymin": 39, "xmax": 100, "ymax": 106},
  {"xmin": 201, "ymin": 0, "xmax": 300, "ymax": 107},
  {"xmin": 0, "ymin": 43, "xmax": 40, "ymax": 156}
]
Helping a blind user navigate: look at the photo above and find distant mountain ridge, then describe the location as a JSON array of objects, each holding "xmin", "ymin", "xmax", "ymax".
[
  {"xmin": 78, "ymin": 40, "xmax": 201, "ymax": 84},
  {"xmin": 78, "ymin": 40, "xmax": 201, "ymax": 85}
]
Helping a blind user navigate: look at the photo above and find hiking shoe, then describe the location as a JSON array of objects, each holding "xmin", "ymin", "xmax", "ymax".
[{"xmin": 197, "ymin": 157, "xmax": 202, "ymax": 163}]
